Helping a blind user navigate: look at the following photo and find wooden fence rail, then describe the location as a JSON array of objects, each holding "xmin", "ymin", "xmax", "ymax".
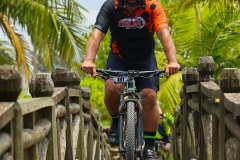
[
  {"xmin": 0, "ymin": 66, "xmax": 110, "ymax": 160},
  {"xmin": 173, "ymin": 56, "xmax": 240, "ymax": 160}
]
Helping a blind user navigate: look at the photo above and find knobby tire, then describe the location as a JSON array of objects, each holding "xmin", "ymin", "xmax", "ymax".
[{"xmin": 125, "ymin": 102, "xmax": 135, "ymax": 160}]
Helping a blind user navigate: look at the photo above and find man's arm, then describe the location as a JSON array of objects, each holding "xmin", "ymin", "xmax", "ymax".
[
  {"xmin": 81, "ymin": 29, "xmax": 105, "ymax": 78},
  {"xmin": 156, "ymin": 28, "xmax": 180, "ymax": 78}
]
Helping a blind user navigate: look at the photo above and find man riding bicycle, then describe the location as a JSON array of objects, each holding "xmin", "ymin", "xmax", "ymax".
[{"xmin": 81, "ymin": 0, "xmax": 180, "ymax": 159}]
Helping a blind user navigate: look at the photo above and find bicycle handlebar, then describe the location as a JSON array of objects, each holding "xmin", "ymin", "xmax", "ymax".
[{"xmin": 96, "ymin": 68, "xmax": 165, "ymax": 83}]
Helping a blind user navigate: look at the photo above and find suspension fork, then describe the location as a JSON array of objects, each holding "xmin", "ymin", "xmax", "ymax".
[
  {"xmin": 136, "ymin": 93, "xmax": 143, "ymax": 154},
  {"xmin": 118, "ymin": 93, "xmax": 125, "ymax": 153},
  {"xmin": 118, "ymin": 92, "xmax": 144, "ymax": 154}
]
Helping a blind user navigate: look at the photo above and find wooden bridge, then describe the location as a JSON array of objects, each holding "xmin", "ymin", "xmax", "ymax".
[
  {"xmin": 173, "ymin": 56, "xmax": 240, "ymax": 160},
  {"xmin": 0, "ymin": 67, "xmax": 110, "ymax": 160},
  {"xmin": 0, "ymin": 56, "xmax": 240, "ymax": 160}
]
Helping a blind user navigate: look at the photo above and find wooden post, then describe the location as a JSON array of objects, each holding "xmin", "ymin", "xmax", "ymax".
[
  {"xmin": 51, "ymin": 67, "xmax": 68, "ymax": 87},
  {"xmin": 0, "ymin": 65, "xmax": 23, "ymax": 160},
  {"xmin": 29, "ymin": 73, "xmax": 54, "ymax": 98},
  {"xmin": 51, "ymin": 67, "xmax": 68, "ymax": 160},
  {"xmin": 197, "ymin": 56, "xmax": 215, "ymax": 82},
  {"xmin": 93, "ymin": 109, "xmax": 101, "ymax": 160},
  {"xmin": 68, "ymin": 71, "xmax": 81, "ymax": 159},
  {"xmin": 182, "ymin": 67, "xmax": 199, "ymax": 160},
  {"xmin": 29, "ymin": 73, "xmax": 57, "ymax": 160},
  {"xmin": 0, "ymin": 65, "xmax": 22, "ymax": 101},
  {"xmin": 81, "ymin": 86, "xmax": 91, "ymax": 159},
  {"xmin": 219, "ymin": 68, "xmax": 240, "ymax": 160},
  {"xmin": 13, "ymin": 103, "xmax": 23, "ymax": 160},
  {"xmin": 197, "ymin": 56, "xmax": 216, "ymax": 160},
  {"xmin": 77, "ymin": 88, "xmax": 85, "ymax": 160}
]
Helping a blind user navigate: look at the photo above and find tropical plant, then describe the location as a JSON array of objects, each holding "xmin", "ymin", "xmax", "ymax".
[
  {"xmin": 155, "ymin": 52, "xmax": 183, "ymax": 115},
  {"xmin": 0, "ymin": 0, "xmax": 88, "ymax": 79},
  {"xmin": 162, "ymin": 0, "xmax": 240, "ymax": 80}
]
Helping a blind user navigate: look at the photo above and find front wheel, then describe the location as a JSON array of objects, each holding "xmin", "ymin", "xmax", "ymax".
[{"xmin": 125, "ymin": 101, "xmax": 136, "ymax": 160}]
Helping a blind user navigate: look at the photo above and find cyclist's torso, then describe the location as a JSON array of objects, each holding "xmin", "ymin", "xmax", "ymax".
[{"xmin": 94, "ymin": 0, "xmax": 169, "ymax": 60}]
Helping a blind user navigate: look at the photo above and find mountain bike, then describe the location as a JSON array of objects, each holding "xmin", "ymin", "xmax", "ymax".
[{"xmin": 96, "ymin": 68, "xmax": 165, "ymax": 160}]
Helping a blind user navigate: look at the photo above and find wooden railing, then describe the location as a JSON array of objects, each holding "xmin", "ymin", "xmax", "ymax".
[
  {"xmin": 0, "ymin": 66, "xmax": 110, "ymax": 160},
  {"xmin": 173, "ymin": 56, "xmax": 240, "ymax": 160}
]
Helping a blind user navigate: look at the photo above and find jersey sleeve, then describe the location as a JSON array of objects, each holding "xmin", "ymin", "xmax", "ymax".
[
  {"xmin": 94, "ymin": 0, "xmax": 113, "ymax": 34},
  {"xmin": 151, "ymin": 1, "xmax": 169, "ymax": 32}
]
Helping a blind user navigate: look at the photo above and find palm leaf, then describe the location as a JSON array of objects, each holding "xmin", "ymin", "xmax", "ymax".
[
  {"xmin": 0, "ymin": 14, "xmax": 32, "ymax": 79},
  {"xmin": 158, "ymin": 72, "xmax": 183, "ymax": 115},
  {"xmin": 0, "ymin": 0, "xmax": 88, "ymax": 77}
]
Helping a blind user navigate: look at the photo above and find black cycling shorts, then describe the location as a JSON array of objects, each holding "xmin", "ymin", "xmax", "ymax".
[{"xmin": 106, "ymin": 51, "xmax": 159, "ymax": 92}]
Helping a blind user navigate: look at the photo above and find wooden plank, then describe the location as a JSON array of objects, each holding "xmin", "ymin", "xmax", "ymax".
[
  {"xmin": 24, "ymin": 112, "xmax": 39, "ymax": 159},
  {"xmin": 45, "ymin": 106, "xmax": 58, "ymax": 160},
  {"xmin": 182, "ymin": 86, "xmax": 188, "ymax": 160},
  {"xmin": 200, "ymin": 81, "xmax": 221, "ymax": 99},
  {"xmin": 224, "ymin": 93, "xmax": 240, "ymax": 116},
  {"xmin": 23, "ymin": 119, "xmax": 51, "ymax": 149},
  {"xmin": 225, "ymin": 114, "xmax": 240, "ymax": 140},
  {"xmin": 0, "ymin": 102, "xmax": 14, "ymax": 129},
  {"xmin": 12, "ymin": 103, "xmax": 23, "ymax": 160},
  {"xmin": 82, "ymin": 99, "xmax": 91, "ymax": 110},
  {"xmin": 0, "ymin": 132, "xmax": 11, "ymax": 156},
  {"xmin": 65, "ymin": 89, "xmax": 73, "ymax": 159},
  {"xmin": 87, "ymin": 123, "xmax": 94, "ymax": 160},
  {"xmin": 69, "ymin": 89, "xmax": 80, "ymax": 97},
  {"xmin": 52, "ymin": 87, "xmax": 67, "ymax": 104},
  {"xmin": 76, "ymin": 92, "xmax": 85, "ymax": 160},
  {"xmin": 218, "ymin": 98, "xmax": 225, "ymax": 160},
  {"xmin": 188, "ymin": 99, "xmax": 199, "ymax": 112},
  {"xmin": 186, "ymin": 84, "xmax": 199, "ymax": 93},
  {"xmin": 18, "ymin": 97, "xmax": 54, "ymax": 115},
  {"xmin": 94, "ymin": 123, "xmax": 101, "ymax": 160},
  {"xmin": 202, "ymin": 99, "xmax": 220, "ymax": 119}
]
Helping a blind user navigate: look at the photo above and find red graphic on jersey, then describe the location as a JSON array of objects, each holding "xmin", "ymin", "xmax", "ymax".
[{"xmin": 111, "ymin": 41, "xmax": 124, "ymax": 58}]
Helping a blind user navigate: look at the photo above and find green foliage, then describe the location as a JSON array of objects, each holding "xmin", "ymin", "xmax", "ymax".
[
  {"xmin": 155, "ymin": 52, "xmax": 183, "ymax": 115},
  {"xmin": 158, "ymin": 72, "xmax": 183, "ymax": 115},
  {"xmin": 0, "ymin": 50, "xmax": 15, "ymax": 65},
  {"xmin": 0, "ymin": 0, "xmax": 88, "ymax": 79},
  {"xmin": 80, "ymin": 76, "xmax": 111, "ymax": 125},
  {"xmin": 162, "ymin": 0, "xmax": 240, "ymax": 81}
]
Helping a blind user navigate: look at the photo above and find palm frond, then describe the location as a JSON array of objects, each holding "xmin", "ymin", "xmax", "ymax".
[
  {"xmin": 0, "ymin": 0, "xmax": 88, "ymax": 75},
  {"xmin": 158, "ymin": 72, "xmax": 183, "ymax": 115},
  {"xmin": 0, "ymin": 14, "xmax": 32, "ymax": 79}
]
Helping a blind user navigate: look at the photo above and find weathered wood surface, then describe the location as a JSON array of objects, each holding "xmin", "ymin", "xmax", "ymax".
[
  {"xmin": 0, "ymin": 102, "xmax": 14, "ymax": 129},
  {"xmin": 18, "ymin": 97, "xmax": 54, "ymax": 115},
  {"xmin": 0, "ymin": 132, "xmax": 11, "ymax": 156},
  {"xmin": 175, "ymin": 58, "xmax": 240, "ymax": 160},
  {"xmin": 56, "ymin": 104, "xmax": 66, "ymax": 118},
  {"xmin": 186, "ymin": 84, "xmax": 199, "ymax": 93},
  {"xmin": 224, "ymin": 114, "xmax": 240, "ymax": 140},
  {"xmin": 200, "ymin": 81, "xmax": 221, "ymax": 99},
  {"xmin": 224, "ymin": 93, "xmax": 240, "ymax": 116},
  {"xmin": 23, "ymin": 119, "xmax": 51, "ymax": 149},
  {"xmin": 0, "ymin": 65, "xmax": 22, "ymax": 101},
  {"xmin": 202, "ymin": 98, "xmax": 220, "ymax": 119},
  {"xmin": 174, "ymin": 57, "xmax": 240, "ymax": 160},
  {"xmin": 0, "ymin": 67, "xmax": 110, "ymax": 160},
  {"xmin": 52, "ymin": 87, "xmax": 66, "ymax": 104}
]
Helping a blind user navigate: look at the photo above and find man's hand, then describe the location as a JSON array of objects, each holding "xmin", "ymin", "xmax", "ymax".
[
  {"xmin": 165, "ymin": 61, "xmax": 180, "ymax": 78},
  {"xmin": 81, "ymin": 60, "xmax": 97, "ymax": 78}
]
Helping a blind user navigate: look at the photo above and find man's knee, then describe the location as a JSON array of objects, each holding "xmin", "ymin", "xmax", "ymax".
[{"xmin": 141, "ymin": 89, "xmax": 157, "ymax": 109}]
